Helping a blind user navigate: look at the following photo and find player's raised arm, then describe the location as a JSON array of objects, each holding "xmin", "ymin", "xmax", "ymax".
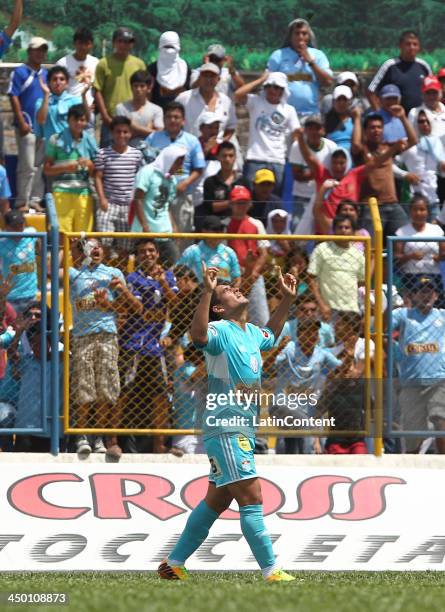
[
  {"xmin": 265, "ymin": 266, "xmax": 297, "ymax": 339},
  {"xmin": 190, "ymin": 262, "xmax": 218, "ymax": 345}
]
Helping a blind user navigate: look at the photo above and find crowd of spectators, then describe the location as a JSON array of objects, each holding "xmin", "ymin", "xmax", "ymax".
[{"xmin": 0, "ymin": 4, "xmax": 445, "ymax": 457}]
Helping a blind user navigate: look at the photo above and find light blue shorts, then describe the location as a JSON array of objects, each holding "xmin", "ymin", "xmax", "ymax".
[{"xmin": 204, "ymin": 433, "xmax": 257, "ymax": 487}]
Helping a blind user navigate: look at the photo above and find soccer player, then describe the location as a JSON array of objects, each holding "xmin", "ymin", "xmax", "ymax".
[{"xmin": 158, "ymin": 262, "xmax": 297, "ymax": 583}]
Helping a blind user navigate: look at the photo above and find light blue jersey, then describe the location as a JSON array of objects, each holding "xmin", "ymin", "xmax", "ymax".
[
  {"xmin": 276, "ymin": 318, "xmax": 335, "ymax": 348},
  {"xmin": 275, "ymin": 340, "xmax": 342, "ymax": 395},
  {"xmin": 178, "ymin": 241, "xmax": 241, "ymax": 284},
  {"xmin": 69, "ymin": 264, "xmax": 125, "ymax": 337},
  {"xmin": 196, "ymin": 320, "xmax": 275, "ymax": 439},
  {"xmin": 0, "ymin": 234, "xmax": 38, "ymax": 301},
  {"xmin": 146, "ymin": 129, "xmax": 205, "ymax": 184},
  {"xmin": 172, "ymin": 362, "xmax": 198, "ymax": 429},
  {"xmin": 392, "ymin": 307, "xmax": 445, "ymax": 385}
]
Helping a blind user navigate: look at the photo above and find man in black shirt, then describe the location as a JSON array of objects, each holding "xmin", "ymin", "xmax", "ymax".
[
  {"xmin": 367, "ymin": 31, "xmax": 431, "ymax": 113},
  {"xmin": 194, "ymin": 141, "xmax": 248, "ymax": 229}
]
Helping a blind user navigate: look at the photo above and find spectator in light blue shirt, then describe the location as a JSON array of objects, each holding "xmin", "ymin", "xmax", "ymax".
[
  {"xmin": 0, "ymin": 210, "xmax": 38, "ymax": 312},
  {"xmin": 146, "ymin": 101, "xmax": 205, "ymax": 234},
  {"xmin": 392, "ymin": 275, "xmax": 445, "ymax": 453},
  {"xmin": 132, "ymin": 143, "xmax": 187, "ymax": 266},
  {"xmin": 275, "ymin": 294, "xmax": 335, "ymax": 349},
  {"xmin": 178, "ymin": 215, "xmax": 241, "ymax": 285},
  {"xmin": 35, "ymin": 65, "xmax": 87, "ymax": 141},
  {"xmin": 267, "ymin": 18, "xmax": 333, "ymax": 115},
  {"xmin": 376, "ymin": 84, "xmax": 408, "ymax": 143}
]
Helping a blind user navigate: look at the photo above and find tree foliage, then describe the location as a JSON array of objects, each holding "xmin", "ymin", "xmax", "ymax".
[{"xmin": 0, "ymin": 0, "xmax": 444, "ymax": 68}]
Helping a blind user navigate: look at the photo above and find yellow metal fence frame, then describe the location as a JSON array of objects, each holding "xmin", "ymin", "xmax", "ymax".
[{"xmin": 62, "ymin": 226, "xmax": 381, "ymax": 450}]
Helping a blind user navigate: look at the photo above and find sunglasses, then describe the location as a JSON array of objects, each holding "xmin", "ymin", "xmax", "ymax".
[{"xmin": 417, "ymin": 119, "xmax": 430, "ymax": 124}]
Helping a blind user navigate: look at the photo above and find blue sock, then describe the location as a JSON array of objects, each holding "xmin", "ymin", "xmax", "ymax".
[
  {"xmin": 239, "ymin": 504, "xmax": 276, "ymax": 570},
  {"xmin": 168, "ymin": 500, "xmax": 219, "ymax": 565}
]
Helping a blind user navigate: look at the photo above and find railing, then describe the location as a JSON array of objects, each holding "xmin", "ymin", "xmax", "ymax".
[
  {"xmin": 60, "ymin": 230, "xmax": 376, "ymax": 454},
  {"xmin": 0, "ymin": 198, "xmax": 391, "ymax": 455}
]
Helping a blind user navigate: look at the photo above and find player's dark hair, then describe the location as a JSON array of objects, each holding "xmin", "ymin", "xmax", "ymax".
[
  {"xmin": 68, "ymin": 104, "xmax": 87, "ymax": 120},
  {"xmin": 110, "ymin": 115, "xmax": 131, "ymax": 131},
  {"xmin": 73, "ymin": 27, "xmax": 94, "ymax": 43},
  {"xmin": 47, "ymin": 65, "xmax": 69, "ymax": 82},
  {"xmin": 130, "ymin": 70, "xmax": 153, "ymax": 86},
  {"xmin": 164, "ymin": 101, "xmax": 185, "ymax": 117},
  {"xmin": 209, "ymin": 281, "xmax": 230, "ymax": 321}
]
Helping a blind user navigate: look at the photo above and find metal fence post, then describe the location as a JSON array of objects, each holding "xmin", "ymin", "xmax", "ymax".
[
  {"xmin": 46, "ymin": 193, "xmax": 60, "ymax": 455},
  {"xmin": 368, "ymin": 198, "xmax": 384, "ymax": 456}
]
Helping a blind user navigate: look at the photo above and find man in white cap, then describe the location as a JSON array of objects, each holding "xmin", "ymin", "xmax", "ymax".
[
  {"xmin": 235, "ymin": 71, "xmax": 300, "ymax": 192},
  {"xmin": 324, "ymin": 85, "xmax": 354, "ymax": 150},
  {"xmin": 8, "ymin": 34, "xmax": 48, "ymax": 210},
  {"xmin": 289, "ymin": 114, "xmax": 337, "ymax": 228},
  {"xmin": 320, "ymin": 71, "xmax": 369, "ymax": 116},
  {"xmin": 176, "ymin": 63, "xmax": 237, "ymax": 143},
  {"xmin": 191, "ymin": 44, "xmax": 244, "ymax": 98},
  {"xmin": 191, "ymin": 111, "xmax": 223, "ymax": 207}
]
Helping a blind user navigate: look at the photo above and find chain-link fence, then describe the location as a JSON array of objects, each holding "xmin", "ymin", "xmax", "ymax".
[
  {"xmin": 386, "ymin": 235, "xmax": 445, "ymax": 453},
  {"xmin": 61, "ymin": 230, "xmax": 375, "ymax": 453},
  {"xmin": 0, "ymin": 226, "xmax": 49, "ymax": 440}
]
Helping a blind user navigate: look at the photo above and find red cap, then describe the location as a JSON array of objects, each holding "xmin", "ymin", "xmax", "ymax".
[
  {"xmin": 437, "ymin": 68, "xmax": 445, "ymax": 80},
  {"xmin": 230, "ymin": 185, "xmax": 252, "ymax": 202},
  {"xmin": 422, "ymin": 76, "xmax": 442, "ymax": 93}
]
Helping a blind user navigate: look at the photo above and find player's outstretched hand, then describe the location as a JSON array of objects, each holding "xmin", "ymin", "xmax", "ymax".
[
  {"xmin": 202, "ymin": 261, "xmax": 218, "ymax": 293},
  {"xmin": 275, "ymin": 266, "xmax": 297, "ymax": 298}
]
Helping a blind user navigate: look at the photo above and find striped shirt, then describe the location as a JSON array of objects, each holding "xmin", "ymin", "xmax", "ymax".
[{"xmin": 95, "ymin": 146, "xmax": 143, "ymax": 205}]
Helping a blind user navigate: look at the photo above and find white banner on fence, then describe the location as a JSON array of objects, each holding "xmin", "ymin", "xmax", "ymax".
[{"xmin": 1, "ymin": 463, "xmax": 444, "ymax": 571}]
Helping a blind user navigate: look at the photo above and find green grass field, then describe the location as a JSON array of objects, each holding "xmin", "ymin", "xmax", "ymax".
[{"xmin": 0, "ymin": 572, "xmax": 444, "ymax": 612}]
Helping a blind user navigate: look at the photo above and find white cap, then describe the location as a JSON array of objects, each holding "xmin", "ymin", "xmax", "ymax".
[
  {"xmin": 333, "ymin": 85, "xmax": 353, "ymax": 100},
  {"xmin": 337, "ymin": 71, "xmax": 358, "ymax": 85},
  {"xmin": 28, "ymin": 36, "xmax": 49, "ymax": 50},
  {"xmin": 199, "ymin": 62, "xmax": 220, "ymax": 76},
  {"xmin": 264, "ymin": 71, "xmax": 288, "ymax": 89},
  {"xmin": 199, "ymin": 111, "xmax": 222, "ymax": 126}
]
